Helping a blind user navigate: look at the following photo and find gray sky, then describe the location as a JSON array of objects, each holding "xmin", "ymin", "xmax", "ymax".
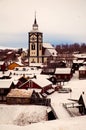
[{"xmin": 0, "ymin": 0, "xmax": 86, "ymax": 48}]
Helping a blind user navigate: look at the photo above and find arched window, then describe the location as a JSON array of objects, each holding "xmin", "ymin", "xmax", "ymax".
[{"xmin": 31, "ymin": 43, "xmax": 35, "ymax": 50}]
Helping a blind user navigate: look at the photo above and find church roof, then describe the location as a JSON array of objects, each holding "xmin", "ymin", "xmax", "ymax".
[
  {"xmin": 44, "ymin": 48, "xmax": 57, "ymax": 56},
  {"xmin": 43, "ymin": 43, "xmax": 54, "ymax": 49},
  {"xmin": 43, "ymin": 43, "xmax": 57, "ymax": 56}
]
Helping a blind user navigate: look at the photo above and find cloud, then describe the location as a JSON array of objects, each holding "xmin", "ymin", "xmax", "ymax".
[{"xmin": 0, "ymin": 0, "xmax": 86, "ymax": 47}]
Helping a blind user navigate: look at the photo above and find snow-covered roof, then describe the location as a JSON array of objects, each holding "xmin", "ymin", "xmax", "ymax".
[
  {"xmin": 0, "ymin": 80, "xmax": 12, "ymax": 88},
  {"xmin": 2, "ymin": 71, "xmax": 11, "ymax": 77},
  {"xmin": 83, "ymin": 61, "xmax": 86, "ymax": 65},
  {"xmin": 29, "ymin": 63, "xmax": 43, "ymax": 67},
  {"xmin": 73, "ymin": 53, "xmax": 86, "ymax": 59},
  {"xmin": 0, "ymin": 61, "xmax": 4, "ymax": 65},
  {"xmin": 73, "ymin": 60, "xmax": 84, "ymax": 64},
  {"xmin": 43, "ymin": 43, "xmax": 54, "ymax": 49},
  {"xmin": 10, "ymin": 66, "xmax": 42, "ymax": 77},
  {"xmin": 7, "ymin": 89, "xmax": 33, "ymax": 97},
  {"xmin": 7, "ymin": 51, "xmax": 12, "ymax": 54},
  {"xmin": 79, "ymin": 66, "xmax": 86, "ymax": 71},
  {"xmin": 55, "ymin": 68, "xmax": 71, "ymax": 74},
  {"xmin": 44, "ymin": 48, "xmax": 57, "ymax": 56},
  {"xmin": 16, "ymin": 56, "xmax": 24, "ymax": 66},
  {"xmin": 30, "ymin": 76, "xmax": 52, "ymax": 88}
]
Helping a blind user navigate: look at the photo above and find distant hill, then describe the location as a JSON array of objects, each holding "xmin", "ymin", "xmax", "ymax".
[
  {"xmin": 0, "ymin": 46, "xmax": 18, "ymax": 50},
  {"xmin": 0, "ymin": 46, "xmax": 27, "ymax": 51}
]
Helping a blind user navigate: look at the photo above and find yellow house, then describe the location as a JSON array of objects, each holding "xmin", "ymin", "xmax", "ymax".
[{"xmin": 7, "ymin": 62, "xmax": 23, "ymax": 70}]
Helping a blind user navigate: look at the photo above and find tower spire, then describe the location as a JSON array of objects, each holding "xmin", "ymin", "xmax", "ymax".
[
  {"xmin": 32, "ymin": 11, "xmax": 38, "ymax": 31},
  {"xmin": 34, "ymin": 11, "xmax": 37, "ymax": 24}
]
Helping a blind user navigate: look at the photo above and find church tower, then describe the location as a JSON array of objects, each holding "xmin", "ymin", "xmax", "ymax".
[{"xmin": 28, "ymin": 14, "xmax": 43, "ymax": 64}]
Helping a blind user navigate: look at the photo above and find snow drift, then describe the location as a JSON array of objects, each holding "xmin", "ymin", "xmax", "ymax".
[{"xmin": 0, "ymin": 105, "xmax": 48, "ymax": 126}]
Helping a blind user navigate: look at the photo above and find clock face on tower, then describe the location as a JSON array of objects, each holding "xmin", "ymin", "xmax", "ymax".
[{"xmin": 30, "ymin": 34, "xmax": 37, "ymax": 42}]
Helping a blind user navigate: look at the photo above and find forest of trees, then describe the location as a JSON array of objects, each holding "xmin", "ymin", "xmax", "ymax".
[{"xmin": 55, "ymin": 43, "xmax": 86, "ymax": 54}]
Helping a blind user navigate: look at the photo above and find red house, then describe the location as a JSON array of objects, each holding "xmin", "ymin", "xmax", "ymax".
[
  {"xmin": 17, "ymin": 75, "xmax": 53, "ymax": 95},
  {"xmin": 29, "ymin": 78, "xmax": 52, "ymax": 92},
  {"xmin": 55, "ymin": 68, "xmax": 72, "ymax": 81}
]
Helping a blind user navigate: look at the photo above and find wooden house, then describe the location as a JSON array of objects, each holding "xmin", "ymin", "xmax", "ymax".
[
  {"xmin": 17, "ymin": 76, "xmax": 54, "ymax": 95},
  {"xmin": 41, "ymin": 67, "xmax": 55, "ymax": 75},
  {"xmin": 55, "ymin": 68, "xmax": 72, "ymax": 81},
  {"xmin": 0, "ymin": 61, "xmax": 7, "ymax": 71},
  {"xmin": 72, "ymin": 60, "xmax": 84, "ymax": 71},
  {"xmin": 73, "ymin": 53, "xmax": 86, "ymax": 61},
  {"xmin": 29, "ymin": 77, "xmax": 54, "ymax": 94},
  {"xmin": 7, "ymin": 88, "xmax": 51, "ymax": 106},
  {"xmin": 7, "ymin": 62, "xmax": 23, "ymax": 70},
  {"xmin": 6, "ymin": 89, "xmax": 33, "ymax": 104},
  {"xmin": 0, "ymin": 80, "xmax": 13, "ymax": 102},
  {"xmin": 16, "ymin": 76, "xmax": 28, "ymax": 88},
  {"xmin": 47, "ymin": 61, "xmax": 66, "ymax": 68},
  {"xmin": 78, "ymin": 92, "xmax": 86, "ymax": 115},
  {"xmin": 79, "ymin": 66, "xmax": 86, "ymax": 79}
]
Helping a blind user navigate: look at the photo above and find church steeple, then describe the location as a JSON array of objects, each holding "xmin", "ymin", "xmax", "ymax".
[
  {"xmin": 32, "ymin": 12, "xmax": 38, "ymax": 31},
  {"xmin": 29, "ymin": 13, "xmax": 43, "ymax": 64}
]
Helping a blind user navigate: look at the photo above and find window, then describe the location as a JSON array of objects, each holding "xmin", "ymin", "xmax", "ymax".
[
  {"xmin": 80, "ymin": 71, "xmax": 85, "ymax": 74},
  {"xmin": 31, "ymin": 43, "xmax": 35, "ymax": 50},
  {"xmin": 0, "ymin": 89, "xmax": 4, "ymax": 94},
  {"xmin": 31, "ymin": 59, "xmax": 35, "ymax": 63},
  {"xmin": 58, "ymin": 75, "xmax": 61, "ymax": 79},
  {"xmin": 39, "ymin": 44, "xmax": 42, "ymax": 50},
  {"xmin": 64, "ymin": 75, "xmax": 67, "ymax": 79}
]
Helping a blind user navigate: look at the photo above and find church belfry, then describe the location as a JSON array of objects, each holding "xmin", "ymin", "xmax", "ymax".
[{"xmin": 28, "ymin": 14, "xmax": 43, "ymax": 64}]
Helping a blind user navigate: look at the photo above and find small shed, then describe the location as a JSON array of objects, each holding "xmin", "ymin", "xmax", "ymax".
[
  {"xmin": 0, "ymin": 80, "xmax": 13, "ymax": 102},
  {"xmin": 72, "ymin": 59, "xmax": 84, "ymax": 71},
  {"xmin": 6, "ymin": 89, "xmax": 33, "ymax": 104},
  {"xmin": 78, "ymin": 92, "xmax": 86, "ymax": 115},
  {"xmin": 55, "ymin": 68, "xmax": 72, "ymax": 81},
  {"xmin": 79, "ymin": 66, "xmax": 86, "ymax": 79}
]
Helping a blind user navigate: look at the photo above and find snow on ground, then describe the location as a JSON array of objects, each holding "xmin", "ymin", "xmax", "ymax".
[
  {"xmin": 0, "ymin": 105, "xmax": 48, "ymax": 125},
  {"xmin": 0, "ymin": 115, "xmax": 86, "ymax": 130},
  {"xmin": 0, "ymin": 70, "xmax": 86, "ymax": 129}
]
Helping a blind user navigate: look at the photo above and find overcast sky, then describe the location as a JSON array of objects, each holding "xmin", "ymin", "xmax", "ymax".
[{"xmin": 0, "ymin": 0, "xmax": 86, "ymax": 48}]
